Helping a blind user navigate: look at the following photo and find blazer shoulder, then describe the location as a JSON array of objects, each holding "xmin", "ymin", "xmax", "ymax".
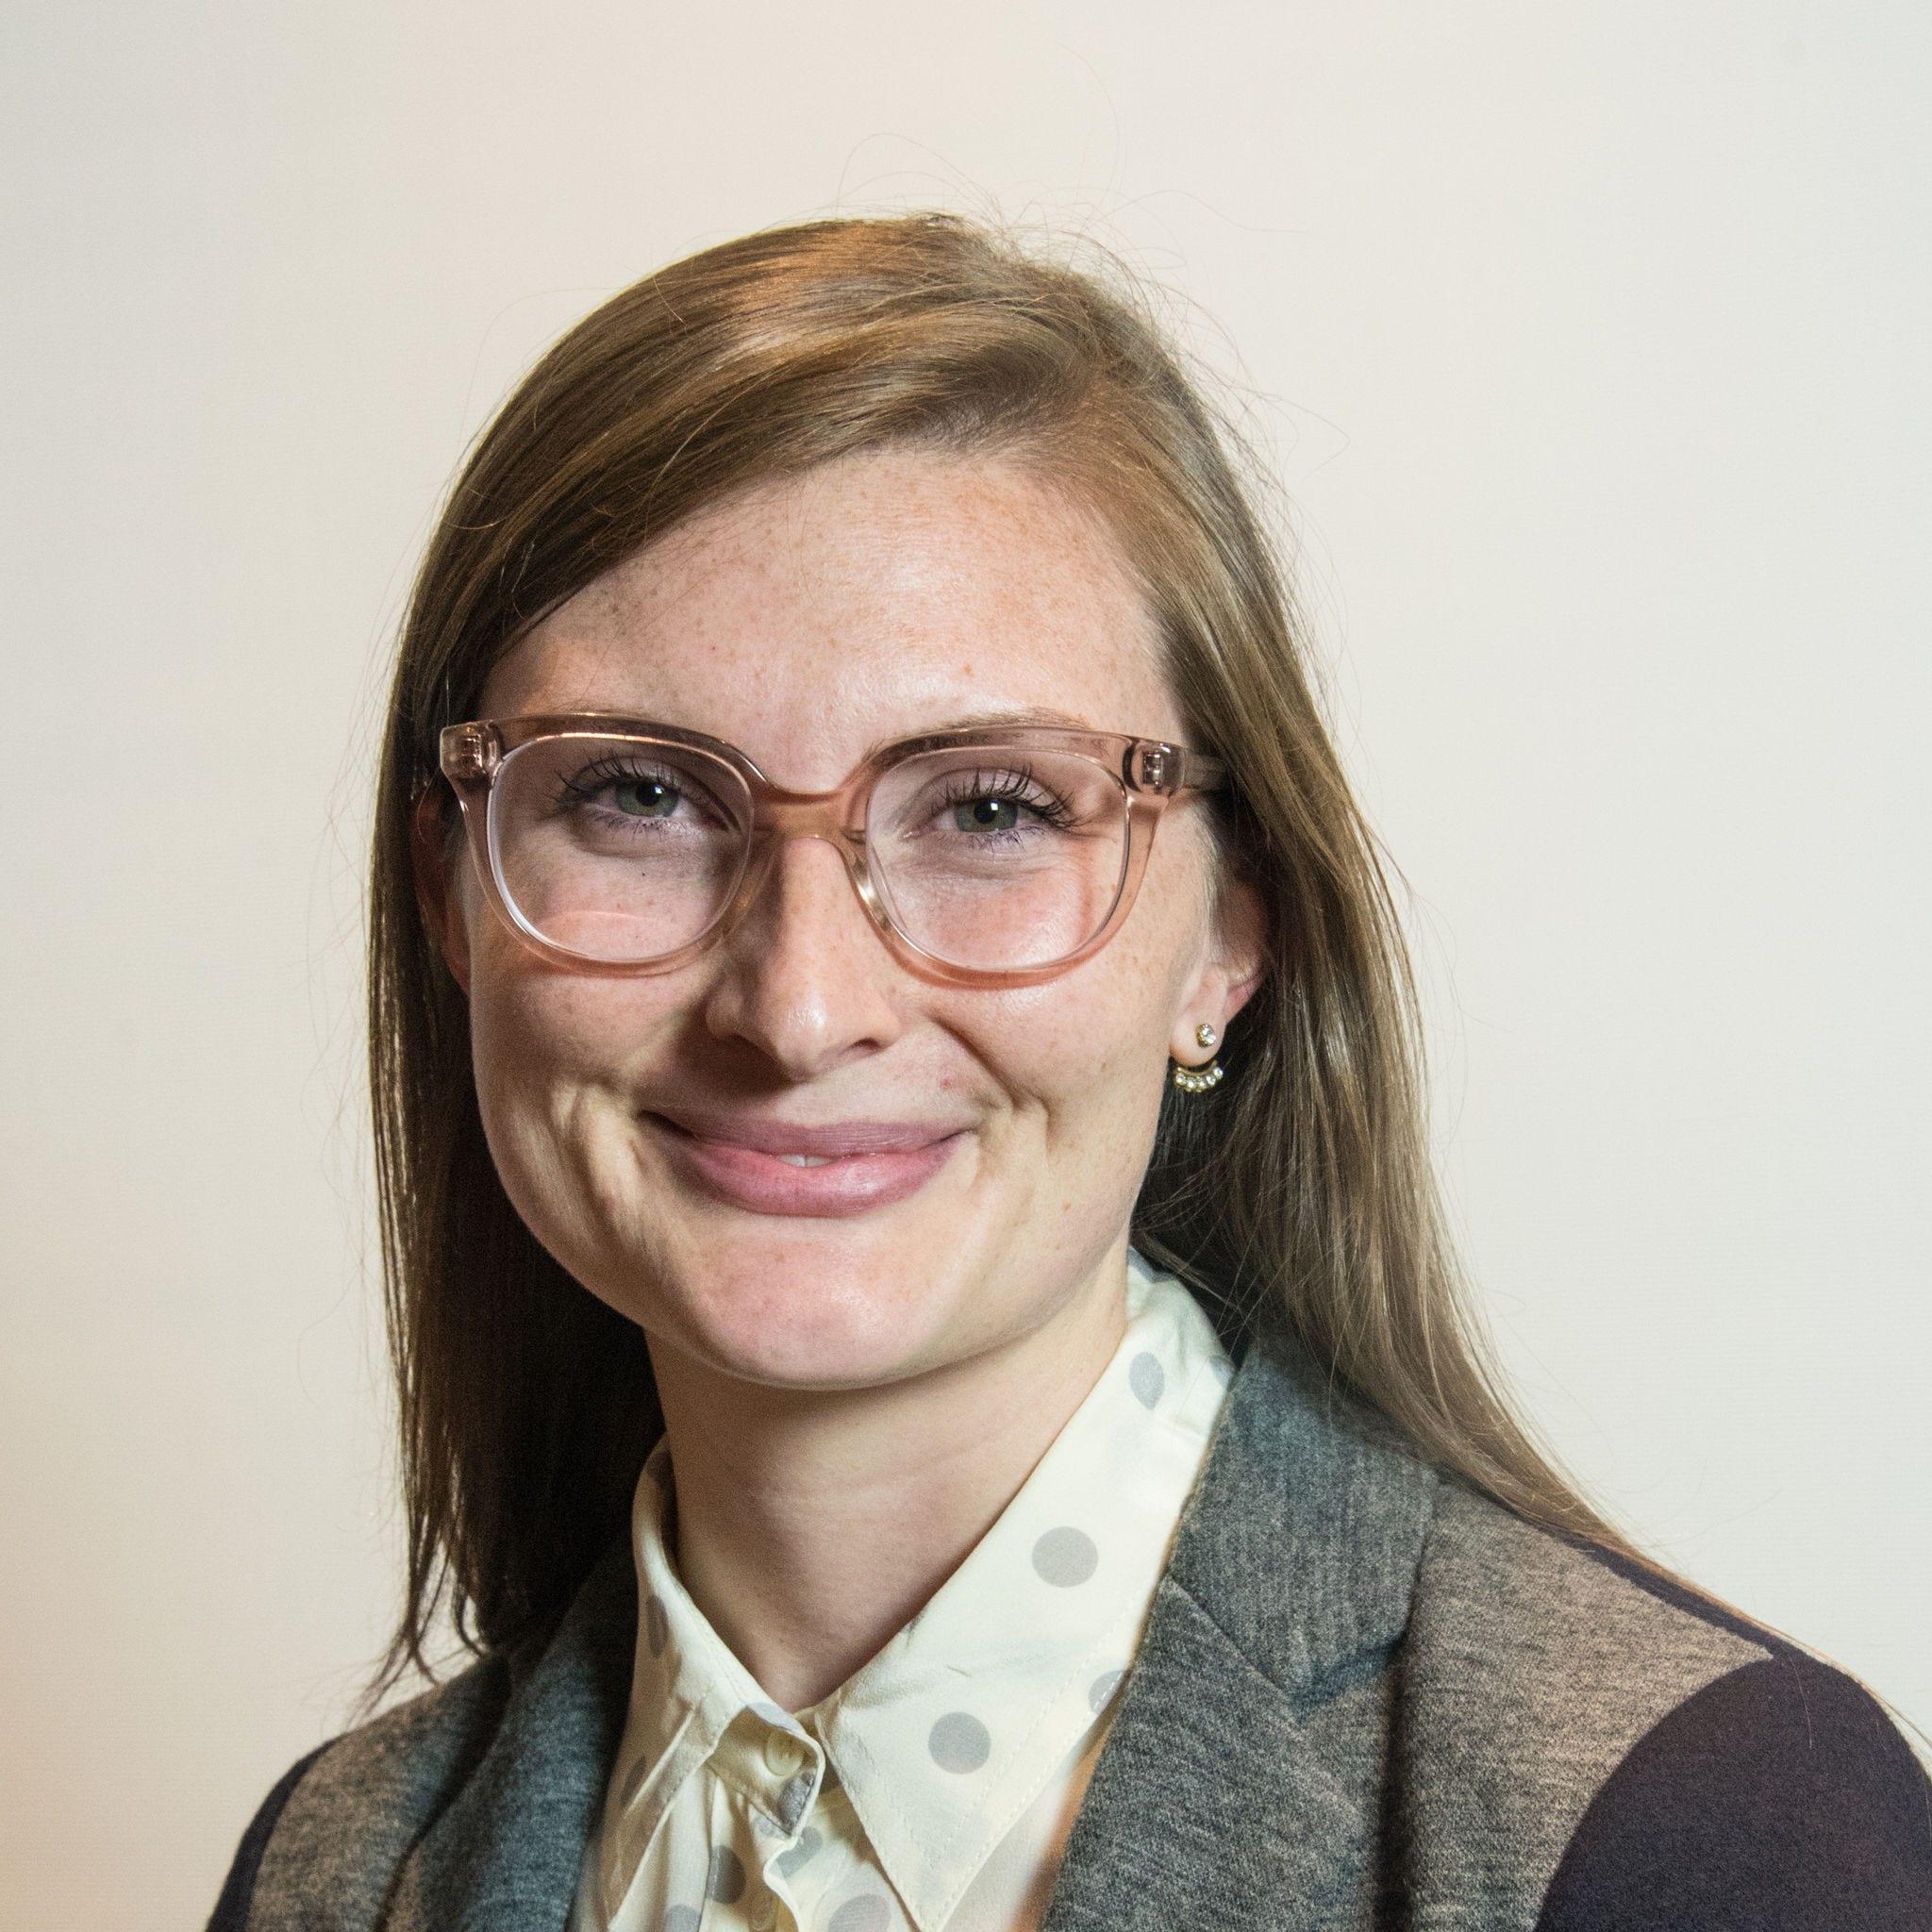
[
  {"xmin": 1537, "ymin": 1643, "xmax": 1932, "ymax": 1930},
  {"xmin": 1397, "ymin": 1484, "xmax": 1929, "ymax": 1927},
  {"xmin": 206, "ymin": 1740, "xmax": 335, "ymax": 1932},
  {"xmin": 206, "ymin": 1657, "xmax": 511, "ymax": 1932},
  {"xmin": 1407, "ymin": 1482, "xmax": 1783, "ymax": 1742}
]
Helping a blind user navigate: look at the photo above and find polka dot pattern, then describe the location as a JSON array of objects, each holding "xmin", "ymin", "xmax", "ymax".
[
  {"xmin": 775, "ymin": 1825, "xmax": 823, "ymax": 1878},
  {"xmin": 927, "ymin": 1711, "xmax": 992, "ymax": 1774},
  {"xmin": 1031, "ymin": 1526, "xmax": 1099, "ymax": 1587},
  {"xmin": 827, "ymin": 1896, "xmax": 891, "ymax": 1932},
  {"xmin": 1088, "ymin": 1669, "xmax": 1124, "ymax": 1715},
  {"xmin": 1128, "ymin": 1351, "xmax": 1165, "ymax": 1408},
  {"xmin": 707, "ymin": 1846, "xmax": 745, "ymax": 1904}
]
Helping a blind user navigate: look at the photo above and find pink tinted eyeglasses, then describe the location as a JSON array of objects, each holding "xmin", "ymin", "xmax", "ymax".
[{"xmin": 439, "ymin": 713, "xmax": 1226, "ymax": 989}]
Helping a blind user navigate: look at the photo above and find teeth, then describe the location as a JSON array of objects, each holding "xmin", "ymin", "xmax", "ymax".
[{"xmin": 777, "ymin": 1154, "xmax": 834, "ymax": 1167}]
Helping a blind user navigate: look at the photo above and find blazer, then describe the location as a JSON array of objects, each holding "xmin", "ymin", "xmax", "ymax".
[{"xmin": 208, "ymin": 1329, "xmax": 1931, "ymax": 1931}]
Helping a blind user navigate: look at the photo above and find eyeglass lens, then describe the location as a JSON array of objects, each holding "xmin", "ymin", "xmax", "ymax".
[{"xmin": 487, "ymin": 735, "xmax": 1131, "ymax": 973}]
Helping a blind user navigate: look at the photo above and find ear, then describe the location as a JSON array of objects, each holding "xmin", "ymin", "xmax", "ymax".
[
  {"xmin": 1170, "ymin": 876, "xmax": 1267, "ymax": 1064},
  {"xmin": 411, "ymin": 789, "xmax": 473, "ymax": 996}
]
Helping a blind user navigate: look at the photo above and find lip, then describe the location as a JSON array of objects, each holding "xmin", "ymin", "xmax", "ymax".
[{"xmin": 643, "ymin": 1108, "xmax": 969, "ymax": 1218}]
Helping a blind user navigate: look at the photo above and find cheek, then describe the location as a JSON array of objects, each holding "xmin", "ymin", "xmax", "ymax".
[
  {"xmin": 463, "ymin": 871, "xmax": 689, "ymax": 1062},
  {"xmin": 974, "ymin": 917, "xmax": 1193, "ymax": 1198},
  {"xmin": 463, "ymin": 933, "xmax": 682, "ymax": 1214},
  {"xmin": 1034, "ymin": 844, "xmax": 1215, "ymax": 1157}
]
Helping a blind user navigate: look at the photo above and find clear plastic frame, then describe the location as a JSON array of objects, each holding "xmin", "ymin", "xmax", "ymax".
[{"xmin": 436, "ymin": 713, "xmax": 1227, "ymax": 989}]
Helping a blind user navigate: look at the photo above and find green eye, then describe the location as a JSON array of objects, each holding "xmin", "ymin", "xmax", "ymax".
[
  {"xmin": 614, "ymin": 779, "xmax": 679, "ymax": 818},
  {"xmin": 954, "ymin": 797, "xmax": 1021, "ymax": 833}
]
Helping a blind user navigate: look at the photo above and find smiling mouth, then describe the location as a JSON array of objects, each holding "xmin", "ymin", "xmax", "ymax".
[{"xmin": 642, "ymin": 1111, "xmax": 967, "ymax": 1219}]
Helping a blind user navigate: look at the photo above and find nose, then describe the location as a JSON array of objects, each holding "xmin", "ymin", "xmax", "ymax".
[{"xmin": 699, "ymin": 834, "xmax": 905, "ymax": 1080}]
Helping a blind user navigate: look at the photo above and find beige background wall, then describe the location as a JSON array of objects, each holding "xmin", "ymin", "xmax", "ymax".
[{"xmin": 4, "ymin": 2, "xmax": 1926, "ymax": 1922}]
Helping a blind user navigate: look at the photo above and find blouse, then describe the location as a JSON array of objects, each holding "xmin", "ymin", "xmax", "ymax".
[{"xmin": 570, "ymin": 1253, "xmax": 1234, "ymax": 1932}]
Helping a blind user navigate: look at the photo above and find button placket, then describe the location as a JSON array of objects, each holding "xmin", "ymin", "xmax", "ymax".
[{"xmin": 757, "ymin": 1826, "xmax": 817, "ymax": 1932}]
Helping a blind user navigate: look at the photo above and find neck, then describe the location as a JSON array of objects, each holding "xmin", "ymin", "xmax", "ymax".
[{"xmin": 646, "ymin": 1245, "xmax": 1131, "ymax": 1711}]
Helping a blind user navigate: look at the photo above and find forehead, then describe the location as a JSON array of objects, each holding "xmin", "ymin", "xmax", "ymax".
[{"xmin": 486, "ymin": 449, "xmax": 1180, "ymax": 787}]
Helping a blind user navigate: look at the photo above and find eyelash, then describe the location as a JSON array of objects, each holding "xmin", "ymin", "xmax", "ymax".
[
  {"xmin": 550, "ymin": 755, "xmax": 1077, "ymax": 829},
  {"xmin": 557, "ymin": 757, "xmax": 697, "ymax": 811},
  {"xmin": 931, "ymin": 765, "xmax": 1076, "ymax": 828}
]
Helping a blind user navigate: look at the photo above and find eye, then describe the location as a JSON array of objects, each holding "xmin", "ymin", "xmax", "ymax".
[
  {"xmin": 610, "ymin": 776, "xmax": 680, "ymax": 819},
  {"xmin": 926, "ymin": 764, "xmax": 1075, "ymax": 839},
  {"xmin": 555, "ymin": 753, "xmax": 723, "ymax": 827},
  {"xmin": 952, "ymin": 795, "xmax": 1024, "ymax": 834}
]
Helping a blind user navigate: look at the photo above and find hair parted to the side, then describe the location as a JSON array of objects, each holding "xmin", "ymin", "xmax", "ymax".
[{"xmin": 369, "ymin": 212, "xmax": 1638, "ymax": 1688}]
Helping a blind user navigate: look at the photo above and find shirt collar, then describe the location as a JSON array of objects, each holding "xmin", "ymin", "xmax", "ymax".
[{"xmin": 599, "ymin": 1251, "xmax": 1232, "ymax": 1931}]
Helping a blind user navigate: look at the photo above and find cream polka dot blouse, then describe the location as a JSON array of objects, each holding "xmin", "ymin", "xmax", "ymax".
[{"xmin": 571, "ymin": 1253, "xmax": 1235, "ymax": 1932}]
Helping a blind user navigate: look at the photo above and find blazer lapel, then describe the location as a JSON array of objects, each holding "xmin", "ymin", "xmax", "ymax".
[
  {"xmin": 385, "ymin": 1542, "xmax": 636, "ymax": 1932},
  {"xmin": 375, "ymin": 1331, "xmax": 1433, "ymax": 1932},
  {"xmin": 1042, "ymin": 1335, "xmax": 1438, "ymax": 1932}
]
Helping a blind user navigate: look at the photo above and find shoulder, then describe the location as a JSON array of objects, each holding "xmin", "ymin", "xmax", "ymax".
[
  {"xmin": 1406, "ymin": 1483, "xmax": 1932, "ymax": 1930},
  {"xmin": 206, "ymin": 1657, "xmax": 510, "ymax": 1932},
  {"xmin": 1538, "ymin": 1639, "xmax": 1931, "ymax": 1930},
  {"xmin": 206, "ymin": 1541, "xmax": 636, "ymax": 1930}
]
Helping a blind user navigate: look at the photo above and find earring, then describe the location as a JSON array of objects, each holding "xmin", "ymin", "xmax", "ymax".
[{"xmin": 1173, "ymin": 1020, "xmax": 1225, "ymax": 1094}]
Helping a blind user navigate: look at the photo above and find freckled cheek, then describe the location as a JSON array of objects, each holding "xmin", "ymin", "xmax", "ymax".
[
  {"xmin": 960, "ymin": 958, "xmax": 1174, "ymax": 1158},
  {"xmin": 1000, "ymin": 866, "xmax": 1208, "ymax": 1162},
  {"xmin": 467, "ymin": 938, "xmax": 692, "ymax": 1121}
]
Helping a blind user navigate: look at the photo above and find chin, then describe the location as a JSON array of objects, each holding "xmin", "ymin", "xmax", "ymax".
[{"xmin": 665, "ymin": 1253, "xmax": 975, "ymax": 1391}]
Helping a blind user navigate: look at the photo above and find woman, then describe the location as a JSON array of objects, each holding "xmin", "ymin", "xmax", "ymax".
[{"xmin": 209, "ymin": 215, "xmax": 1927, "ymax": 1932}]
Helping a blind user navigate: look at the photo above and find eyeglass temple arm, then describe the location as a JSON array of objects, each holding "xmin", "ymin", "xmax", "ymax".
[
  {"xmin": 441, "ymin": 723, "xmax": 499, "ymax": 785},
  {"xmin": 1133, "ymin": 741, "xmax": 1227, "ymax": 795}
]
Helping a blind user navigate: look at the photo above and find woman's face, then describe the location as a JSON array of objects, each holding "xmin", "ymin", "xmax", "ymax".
[{"xmin": 435, "ymin": 449, "xmax": 1258, "ymax": 1394}]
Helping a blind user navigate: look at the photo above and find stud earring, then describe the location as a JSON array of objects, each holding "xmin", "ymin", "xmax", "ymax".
[{"xmin": 1173, "ymin": 1020, "xmax": 1226, "ymax": 1094}]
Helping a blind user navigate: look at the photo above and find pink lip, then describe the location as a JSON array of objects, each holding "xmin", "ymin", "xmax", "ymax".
[{"xmin": 644, "ymin": 1109, "xmax": 968, "ymax": 1218}]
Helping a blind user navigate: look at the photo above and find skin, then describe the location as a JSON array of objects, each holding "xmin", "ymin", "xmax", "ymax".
[{"xmin": 427, "ymin": 448, "xmax": 1262, "ymax": 1709}]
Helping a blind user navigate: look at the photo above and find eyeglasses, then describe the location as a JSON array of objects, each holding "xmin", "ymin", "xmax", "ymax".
[{"xmin": 438, "ymin": 713, "xmax": 1226, "ymax": 988}]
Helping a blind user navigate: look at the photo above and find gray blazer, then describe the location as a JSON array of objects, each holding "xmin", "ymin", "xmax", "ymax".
[{"xmin": 210, "ymin": 1333, "xmax": 1930, "ymax": 1931}]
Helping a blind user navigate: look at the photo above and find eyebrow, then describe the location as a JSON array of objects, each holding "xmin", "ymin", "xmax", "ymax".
[
  {"xmin": 523, "ymin": 700, "xmax": 1100, "ymax": 737},
  {"xmin": 912, "ymin": 705, "xmax": 1097, "ymax": 733},
  {"xmin": 853, "ymin": 705, "xmax": 1108, "ymax": 763}
]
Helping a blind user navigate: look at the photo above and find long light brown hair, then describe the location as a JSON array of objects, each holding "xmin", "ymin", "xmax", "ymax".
[{"xmin": 370, "ymin": 213, "xmax": 1634, "ymax": 1684}]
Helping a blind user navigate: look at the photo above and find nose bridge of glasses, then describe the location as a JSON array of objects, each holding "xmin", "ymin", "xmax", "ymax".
[
  {"xmin": 729, "ymin": 782, "xmax": 877, "ymax": 920},
  {"xmin": 724, "ymin": 795, "xmax": 887, "ymax": 959},
  {"xmin": 751, "ymin": 785, "xmax": 868, "ymax": 848}
]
